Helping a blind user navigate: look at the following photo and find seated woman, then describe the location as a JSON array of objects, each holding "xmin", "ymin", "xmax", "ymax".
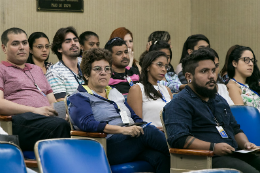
[
  {"xmin": 127, "ymin": 51, "xmax": 173, "ymax": 128},
  {"xmin": 227, "ymin": 46, "xmax": 260, "ymax": 111},
  {"xmin": 68, "ymin": 48, "xmax": 169, "ymax": 173},
  {"xmin": 148, "ymin": 40, "xmax": 185, "ymax": 93},
  {"xmin": 27, "ymin": 32, "xmax": 53, "ymax": 74}
]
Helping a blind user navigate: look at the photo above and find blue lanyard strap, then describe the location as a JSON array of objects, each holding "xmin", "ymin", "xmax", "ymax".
[
  {"xmin": 205, "ymin": 101, "xmax": 219, "ymax": 126},
  {"xmin": 232, "ymin": 78, "xmax": 260, "ymax": 97},
  {"xmin": 61, "ymin": 60, "xmax": 83, "ymax": 85},
  {"xmin": 157, "ymin": 82, "xmax": 167, "ymax": 103}
]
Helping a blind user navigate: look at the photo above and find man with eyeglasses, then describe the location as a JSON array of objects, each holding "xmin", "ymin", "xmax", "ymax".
[
  {"xmin": 105, "ymin": 37, "xmax": 140, "ymax": 97},
  {"xmin": 46, "ymin": 26, "xmax": 84, "ymax": 101},
  {"xmin": 0, "ymin": 27, "xmax": 70, "ymax": 151}
]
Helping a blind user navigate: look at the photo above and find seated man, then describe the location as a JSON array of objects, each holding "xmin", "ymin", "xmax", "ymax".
[
  {"xmin": 164, "ymin": 48, "xmax": 260, "ymax": 173},
  {"xmin": 0, "ymin": 27, "xmax": 70, "ymax": 151},
  {"xmin": 46, "ymin": 26, "xmax": 84, "ymax": 101},
  {"xmin": 105, "ymin": 37, "xmax": 139, "ymax": 96}
]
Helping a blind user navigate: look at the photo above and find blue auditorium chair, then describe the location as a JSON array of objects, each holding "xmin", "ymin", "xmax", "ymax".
[
  {"xmin": 183, "ymin": 168, "xmax": 241, "ymax": 173},
  {"xmin": 65, "ymin": 95, "xmax": 154, "ymax": 173},
  {"xmin": 35, "ymin": 138, "xmax": 112, "ymax": 173},
  {"xmin": 230, "ymin": 105, "xmax": 260, "ymax": 146},
  {"xmin": 0, "ymin": 141, "xmax": 27, "ymax": 173}
]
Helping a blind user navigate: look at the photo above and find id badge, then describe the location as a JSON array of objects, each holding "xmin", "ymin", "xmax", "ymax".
[
  {"xmin": 126, "ymin": 76, "xmax": 134, "ymax": 86},
  {"xmin": 216, "ymin": 126, "xmax": 228, "ymax": 138},
  {"xmin": 120, "ymin": 111, "xmax": 130, "ymax": 124}
]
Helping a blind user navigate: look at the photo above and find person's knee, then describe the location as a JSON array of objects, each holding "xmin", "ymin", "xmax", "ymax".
[{"xmin": 52, "ymin": 119, "xmax": 71, "ymax": 137}]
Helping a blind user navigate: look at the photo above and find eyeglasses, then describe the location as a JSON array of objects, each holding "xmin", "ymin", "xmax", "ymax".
[
  {"xmin": 239, "ymin": 57, "xmax": 257, "ymax": 64},
  {"xmin": 33, "ymin": 44, "xmax": 51, "ymax": 50},
  {"xmin": 92, "ymin": 66, "xmax": 112, "ymax": 74},
  {"xmin": 152, "ymin": 62, "xmax": 171, "ymax": 71}
]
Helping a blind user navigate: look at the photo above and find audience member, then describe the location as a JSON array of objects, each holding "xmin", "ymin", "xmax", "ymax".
[
  {"xmin": 227, "ymin": 46, "xmax": 260, "ymax": 111},
  {"xmin": 105, "ymin": 37, "xmax": 139, "ymax": 96},
  {"xmin": 27, "ymin": 32, "xmax": 53, "ymax": 74},
  {"xmin": 127, "ymin": 51, "xmax": 172, "ymax": 129},
  {"xmin": 148, "ymin": 40, "xmax": 185, "ymax": 93},
  {"xmin": 46, "ymin": 26, "xmax": 84, "ymax": 101},
  {"xmin": 177, "ymin": 34, "xmax": 210, "ymax": 84},
  {"xmin": 140, "ymin": 31, "xmax": 171, "ymax": 64},
  {"xmin": 164, "ymin": 48, "xmax": 260, "ymax": 173},
  {"xmin": 79, "ymin": 31, "xmax": 100, "ymax": 51},
  {"xmin": 0, "ymin": 27, "xmax": 70, "ymax": 151},
  {"xmin": 220, "ymin": 45, "xmax": 240, "ymax": 84},
  {"xmin": 68, "ymin": 48, "xmax": 170, "ymax": 173},
  {"xmin": 110, "ymin": 27, "xmax": 141, "ymax": 72}
]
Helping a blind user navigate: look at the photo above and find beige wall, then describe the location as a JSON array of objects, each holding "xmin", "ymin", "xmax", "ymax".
[
  {"xmin": 0, "ymin": 0, "xmax": 191, "ymax": 68},
  {"xmin": 191, "ymin": 0, "xmax": 260, "ymax": 69}
]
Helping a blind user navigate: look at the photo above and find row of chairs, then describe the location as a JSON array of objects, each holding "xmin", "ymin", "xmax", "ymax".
[{"xmin": 0, "ymin": 101, "xmax": 260, "ymax": 172}]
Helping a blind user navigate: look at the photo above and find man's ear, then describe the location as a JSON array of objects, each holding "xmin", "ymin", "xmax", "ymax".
[
  {"xmin": 2, "ymin": 44, "xmax": 7, "ymax": 54},
  {"xmin": 80, "ymin": 45, "xmax": 84, "ymax": 51},
  {"xmin": 84, "ymin": 74, "xmax": 89, "ymax": 80},
  {"xmin": 185, "ymin": 72, "xmax": 193, "ymax": 83},
  {"xmin": 58, "ymin": 47, "xmax": 62, "ymax": 53},
  {"xmin": 232, "ymin": 60, "xmax": 237, "ymax": 68},
  {"xmin": 187, "ymin": 49, "xmax": 193, "ymax": 55},
  {"xmin": 29, "ymin": 48, "xmax": 33, "ymax": 54}
]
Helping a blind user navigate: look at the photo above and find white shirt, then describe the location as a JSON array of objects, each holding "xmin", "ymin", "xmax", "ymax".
[{"xmin": 136, "ymin": 83, "xmax": 171, "ymax": 127}]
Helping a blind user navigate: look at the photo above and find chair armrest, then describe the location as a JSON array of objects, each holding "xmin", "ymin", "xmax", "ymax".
[
  {"xmin": 24, "ymin": 160, "xmax": 38, "ymax": 168},
  {"xmin": 169, "ymin": 148, "xmax": 214, "ymax": 157},
  {"xmin": 70, "ymin": 130, "xmax": 107, "ymax": 138},
  {"xmin": 0, "ymin": 115, "xmax": 12, "ymax": 121}
]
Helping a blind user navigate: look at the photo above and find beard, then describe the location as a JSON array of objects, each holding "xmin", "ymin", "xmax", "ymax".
[{"xmin": 192, "ymin": 78, "xmax": 217, "ymax": 98}]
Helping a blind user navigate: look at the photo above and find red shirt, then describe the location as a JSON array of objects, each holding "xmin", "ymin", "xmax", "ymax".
[{"xmin": 0, "ymin": 61, "xmax": 53, "ymax": 108}]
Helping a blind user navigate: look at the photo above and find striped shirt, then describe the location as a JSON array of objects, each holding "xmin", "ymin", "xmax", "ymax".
[
  {"xmin": 109, "ymin": 66, "xmax": 140, "ymax": 95},
  {"xmin": 46, "ymin": 58, "xmax": 84, "ymax": 99}
]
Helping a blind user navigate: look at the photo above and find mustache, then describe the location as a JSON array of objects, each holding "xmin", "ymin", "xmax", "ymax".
[
  {"xmin": 206, "ymin": 80, "xmax": 216, "ymax": 85},
  {"xmin": 70, "ymin": 46, "xmax": 79, "ymax": 50},
  {"xmin": 121, "ymin": 57, "xmax": 129, "ymax": 62}
]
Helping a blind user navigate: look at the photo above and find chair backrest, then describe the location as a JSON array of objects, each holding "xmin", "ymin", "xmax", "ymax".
[
  {"xmin": 64, "ymin": 95, "xmax": 74, "ymax": 130},
  {"xmin": 0, "ymin": 142, "xmax": 27, "ymax": 173},
  {"xmin": 35, "ymin": 138, "xmax": 112, "ymax": 173},
  {"xmin": 160, "ymin": 111, "xmax": 171, "ymax": 149},
  {"xmin": 230, "ymin": 105, "xmax": 260, "ymax": 146}
]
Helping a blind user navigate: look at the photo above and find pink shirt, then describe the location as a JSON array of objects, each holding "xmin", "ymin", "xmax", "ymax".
[{"xmin": 0, "ymin": 61, "xmax": 53, "ymax": 108}]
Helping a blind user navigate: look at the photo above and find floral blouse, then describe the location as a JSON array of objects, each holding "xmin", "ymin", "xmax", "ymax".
[
  {"xmin": 231, "ymin": 79, "xmax": 260, "ymax": 111},
  {"xmin": 158, "ymin": 72, "xmax": 182, "ymax": 93}
]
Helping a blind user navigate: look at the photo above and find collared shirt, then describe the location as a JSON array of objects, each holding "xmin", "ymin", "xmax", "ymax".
[
  {"xmin": 158, "ymin": 72, "xmax": 182, "ymax": 93},
  {"xmin": 0, "ymin": 61, "xmax": 52, "ymax": 108},
  {"xmin": 68, "ymin": 85, "xmax": 143, "ymax": 138},
  {"xmin": 108, "ymin": 66, "xmax": 140, "ymax": 95},
  {"xmin": 46, "ymin": 58, "xmax": 84, "ymax": 99},
  {"xmin": 164, "ymin": 85, "xmax": 243, "ymax": 149}
]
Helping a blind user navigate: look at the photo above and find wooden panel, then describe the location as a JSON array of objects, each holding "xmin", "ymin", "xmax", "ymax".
[
  {"xmin": 191, "ymin": 0, "xmax": 260, "ymax": 69},
  {"xmin": 0, "ymin": 0, "xmax": 191, "ymax": 68}
]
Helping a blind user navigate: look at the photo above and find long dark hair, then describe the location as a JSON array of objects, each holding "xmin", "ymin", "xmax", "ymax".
[
  {"xmin": 179, "ymin": 34, "xmax": 210, "ymax": 63},
  {"xmin": 140, "ymin": 51, "xmax": 168, "ymax": 100},
  {"xmin": 27, "ymin": 32, "xmax": 50, "ymax": 64},
  {"xmin": 227, "ymin": 46, "xmax": 260, "ymax": 94}
]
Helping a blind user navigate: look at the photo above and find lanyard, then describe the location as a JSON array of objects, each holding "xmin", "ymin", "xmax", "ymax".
[
  {"xmin": 205, "ymin": 102, "xmax": 220, "ymax": 126},
  {"xmin": 157, "ymin": 82, "xmax": 167, "ymax": 103},
  {"xmin": 125, "ymin": 76, "xmax": 134, "ymax": 86},
  {"xmin": 232, "ymin": 78, "xmax": 260, "ymax": 97},
  {"xmin": 60, "ymin": 60, "xmax": 83, "ymax": 85},
  {"xmin": 83, "ymin": 85, "xmax": 121, "ymax": 114},
  {"xmin": 24, "ymin": 68, "xmax": 46, "ymax": 96}
]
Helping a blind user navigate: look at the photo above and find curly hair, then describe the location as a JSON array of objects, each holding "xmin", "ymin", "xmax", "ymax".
[
  {"xmin": 80, "ymin": 48, "xmax": 112, "ymax": 84},
  {"xmin": 51, "ymin": 26, "xmax": 78, "ymax": 60}
]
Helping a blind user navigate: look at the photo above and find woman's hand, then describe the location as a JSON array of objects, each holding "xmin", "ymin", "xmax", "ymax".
[
  {"xmin": 146, "ymin": 41, "xmax": 152, "ymax": 51},
  {"xmin": 128, "ymin": 48, "xmax": 134, "ymax": 67},
  {"xmin": 120, "ymin": 126, "xmax": 144, "ymax": 137}
]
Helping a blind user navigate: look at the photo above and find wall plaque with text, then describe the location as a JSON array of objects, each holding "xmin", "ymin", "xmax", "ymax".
[{"xmin": 37, "ymin": 0, "xmax": 84, "ymax": 12}]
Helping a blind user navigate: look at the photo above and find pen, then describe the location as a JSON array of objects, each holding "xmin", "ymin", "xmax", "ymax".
[{"xmin": 142, "ymin": 122, "xmax": 152, "ymax": 128}]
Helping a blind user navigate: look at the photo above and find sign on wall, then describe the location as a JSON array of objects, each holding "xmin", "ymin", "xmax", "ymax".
[{"xmin": 37, "ymin": 0, "xmax": 84, "ymax": 12}]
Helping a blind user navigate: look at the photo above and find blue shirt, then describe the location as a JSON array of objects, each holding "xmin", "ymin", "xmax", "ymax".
[
  {"xmin": 164, "ymin": 85, "xmax": 243, "ymax": 149},
  {"xmin": 68, "ymin": 85, "xmax": 143, "ymax": 136}
]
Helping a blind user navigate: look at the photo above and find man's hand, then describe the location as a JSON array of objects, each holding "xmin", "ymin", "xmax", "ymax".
[
  {"xmin": 213, "ymin": 143, "xmax": 235, "ymax": 156},
  {"xmin": 33, "ymin": 106, "xmax": 58, "ymax": 116},
  {"xmin": 120, "ymin": 126, "xmax": 144, "ymax": 137},
  {"xmin": 244, "ymin": 142, "xmax": 259, "ymax": 150}
]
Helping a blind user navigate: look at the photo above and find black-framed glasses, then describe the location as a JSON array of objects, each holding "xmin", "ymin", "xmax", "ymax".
[
  {"xmin": 33, "ymin": 44, "xmax": 51, "ymax": 50},
  {"xmin": 92, "ymin": 66, "xmax": 112, "ymax": 74},
  {"xmin": 152, "ymin": 62, "xmax": 171, "ymax": 71},
  {"xmin": 239, "ymin": 57, "xmax": 257, "ymax": 64}
]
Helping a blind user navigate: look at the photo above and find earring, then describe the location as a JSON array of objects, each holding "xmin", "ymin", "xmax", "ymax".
[{"xmin": 188, "ymin": 79, "xmax": 192, "ymax": 83}]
